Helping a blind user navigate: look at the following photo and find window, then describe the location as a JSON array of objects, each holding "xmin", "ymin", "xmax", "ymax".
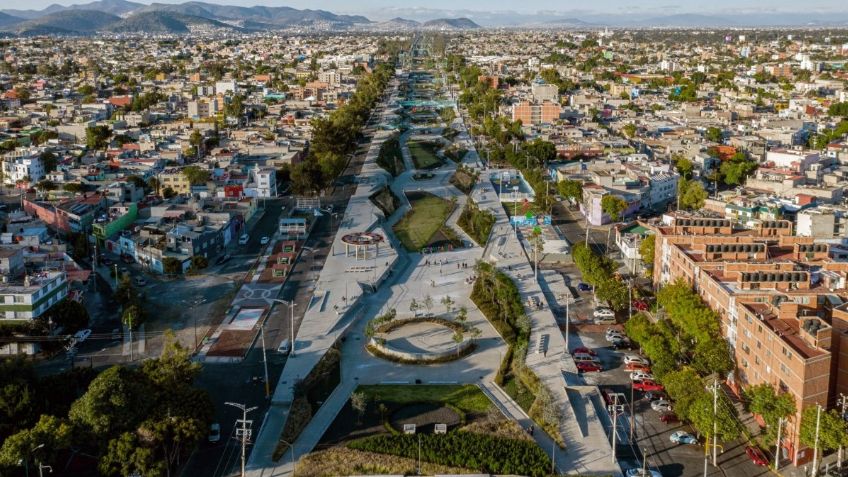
[{"xmin": 14, "ymin": 296, "xmax": 24, "ymax": 303}]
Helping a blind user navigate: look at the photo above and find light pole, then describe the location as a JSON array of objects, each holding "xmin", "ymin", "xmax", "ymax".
[
  {"xmin": 225, "ymin": 402, "xmax": 258, "ymax": 477},
  {"xmin": 278, "ymin": 438, "xmax": 297, "ymax": 476},
  {"xmin": 260, "ymin": 321, "xmax": 270, "ymax": 398},
  {"xmin": 272, "ymin": 299, "xmax": 296, "ymax": 357}
]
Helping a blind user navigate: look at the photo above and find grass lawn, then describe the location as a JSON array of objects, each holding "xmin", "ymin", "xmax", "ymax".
[
  {"xmin": 408, "ymin": 140, "xmax": 443, "ymax": 169},
  {"xmin": 393, "ymin": 192, "xmax": 453, "ymax": 251},
  {"xmin": 357, "ymin": 384, "xmax": 492, "ymax": 414},
  {"xmin": 502, "ymin": 375, "xmax": 534, "ymax": 413},
  {"xmin": 501, "ymin": 201, "xmax": 545, "ymax": 217}
]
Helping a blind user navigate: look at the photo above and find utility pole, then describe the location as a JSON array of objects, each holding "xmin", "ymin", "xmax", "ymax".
[
  {"xmin": 630, "ymin": 384, "xmax": 636, "ymax": 442},
  {"xmin": 812, "ymin": 404, "xmax": 822, "ymax": 477},
  {"xmin": 774, "ymin": 417, "xmax": 783, "ymax": 471},
  {"xmin": 226, "ymin": 402, "xmax": 257, "ymax": 477},
  {"xmin": 610, "ymin": 394, "xmax": 620, "ymax": 464},
  {"xmin": 260, "ymin": 323, "xmax": 270, "ymax": 399},
  {"xmin": 840, "ymin": 394, "xmax": 848, "ymax": 470},
  {"xmin": 712, "ymin": 379, "xmax": 718, "ymax": 467},
  {"xmin": 564, "ymin": 297, "xmax": 570, "ymax": 349}
]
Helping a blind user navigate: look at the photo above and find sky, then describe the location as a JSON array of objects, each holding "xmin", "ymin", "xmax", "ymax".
[{"xmin": 7, "ymin": 0, "xmax": 848, "ymax": 14}]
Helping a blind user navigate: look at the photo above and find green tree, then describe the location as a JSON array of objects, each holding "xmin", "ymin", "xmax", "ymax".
[
  {"xmin": 99, "ymin": 431, "xmax": 164, "ymax": 477},
  {"xmin": 0, "ymin": 415, "xmax": 73, "ymax": 470},
  {"xmin": 622, "ymin": 123, "xmax": 637, "ymax": 138},
  {"xmin": 800, "ymin": 406, "xmax": 848, "ymax": 453},
  {"xmin": 557, "ymin": 179, "xmax": 583, "ymax": 203},
  {"xmin": 122, "ymin": 304, "xmax": 144, "ymax": 330},
  {"xmin": 688, "ymin": 389, "xmax": 741, "ymax": 442},
  {"xmin": 678, "ymin": 179, "xmax": 707, "ymax": 210},
  {"xmin": 595, "ymin": 277, "xmax": 629, "ymax": 311},
  {"xmin": 601, "ymin": 194, "xmax": 627, "ymax": 222},
  {"xmin": 0, "ymin": 358, "xmax": 37, "ymax": 440},
  {"xmin": 69, "ymin": 366, "xmax": 152, "ymax": 437},
  {"xmin": 39, "ymin": 151, "xmax": 58, "ymax": 173},
  {"xmin": 691, "ymin": 338, "xmax": 734, "ymax": 377},
  {"xmin": 674, "ymin": 155, "xmax": 694, "ymax": 179},
  {"xmin": 63, "ymin": 182, "xmax": 84, "ymax": 193},
  {"xmin": 524, "ymin": 138, "xmax": 557, "ymax": 165},
  {"xmin": 163, "ymin": 257, "xmax": 182, "ymax": 275},
  {"xmin": 85, "ymin": 125, "xmax": 111, "ymax": 150},
  {"xmin": 705, "ymin": 126, "xmax": 723, "ymax": 143},
  {"xmin": 720, "ymin": 153, "xmax": 758, "ymax": 186},
  {"xmin": 181, "ymin": 166, "xmax": 209, "ymax": 185},
  {"xmin": 639, "ymin": 235, "xmax": 655, "ymax": 268},
  {"xmin": 43, "ymin": 298, "xmax": 89, "ymax": 334},
  {"xmin": 744, "ymin": 383, "xmax": 796, "ymax": 431}
]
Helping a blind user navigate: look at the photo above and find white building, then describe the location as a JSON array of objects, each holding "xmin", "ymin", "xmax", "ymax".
[
  {"xmin": 215, "ymin": 80, "xmax": 237, "ymax": 95},
  {"xmin": 244, "ymin": 165, "xmax": 277, "ymax": 198},
  {"xmin": 1, "ymin": 148, "xmax": 46, "ymax": 186}
]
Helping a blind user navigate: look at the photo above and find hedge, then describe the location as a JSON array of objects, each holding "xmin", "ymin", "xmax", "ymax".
[{"xmin": 347, "ymin": 432, "xmax": 551, "ymax": 476}]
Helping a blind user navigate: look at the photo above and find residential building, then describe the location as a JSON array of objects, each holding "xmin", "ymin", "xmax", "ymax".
[
  {"xmin": 0, "ymin": 271, "xmax": 69, "ymax": 321},
  {"xmin": 512, "ymin": 101, "xmax": 561, "ymax": 125}
]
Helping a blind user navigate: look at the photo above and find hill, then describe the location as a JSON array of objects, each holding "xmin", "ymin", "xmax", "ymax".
[
  {"xmin": 8, "ymin": 10, "xmax": 120, "ymax": 34},
  {"xmin": 2, "ymin": 0, "xmax": 142, "ymax": 20},
  {"xmin": 0, "ymin": 12, "xmax": 23, "ymax": 28},
  {"xmin": 421, "ymin": 18, "xmax": 479, "ymax": 30},
  {"xmin": 106, "ymin": 11, "xmax": 242, "ymax": 34}
]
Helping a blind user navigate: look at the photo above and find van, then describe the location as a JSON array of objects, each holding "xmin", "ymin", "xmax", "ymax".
[{"xmin": 277, "ymin": 339, "xmax": 291, "ymax": 355}]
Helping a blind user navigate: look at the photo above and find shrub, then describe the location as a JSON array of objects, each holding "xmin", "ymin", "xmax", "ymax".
[
  {"xmin": 457, "ymin": 199, "xmax": 494, "ymax": 246},
  {"xmin": 347, "ymin": 432, "xmax": 551, "ymax": 476}
]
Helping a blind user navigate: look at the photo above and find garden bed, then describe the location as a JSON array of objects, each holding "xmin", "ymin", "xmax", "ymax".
[
  {"xmin": 457, "ymin": 199, "xmax": 495, "ymax": 246},
  {"xmin": 408, "ymin": 140, "xmax": 444, "ymax": 169},
  {"xmin": 393, "ymin": 192, "xmax": 457, "ymax": 251}
]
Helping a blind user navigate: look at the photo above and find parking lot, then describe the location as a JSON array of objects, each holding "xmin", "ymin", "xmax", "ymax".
[{"xmin": 548, "ymin": 206, "xmax": 772, "ymax": 477}]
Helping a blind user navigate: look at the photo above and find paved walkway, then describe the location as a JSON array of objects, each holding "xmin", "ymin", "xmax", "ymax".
[{"xmin": 247, "ymin": 69, "xmax": 621, "ymax": 477}]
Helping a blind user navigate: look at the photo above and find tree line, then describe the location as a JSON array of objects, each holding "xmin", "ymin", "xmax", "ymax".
[{"xmin": 0, "ymin": 334, "xmax": 213, "ymax": 477}]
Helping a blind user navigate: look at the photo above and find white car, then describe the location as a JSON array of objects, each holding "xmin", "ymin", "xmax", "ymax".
[
  {"xmin": 605, "ymin": 332, "xmax": 626, "ymax": 343},
  {"xmin": 73, "ymin": 329, "xmax": 92, "ymax": 342},
  {"xmin": 594, "ymin": 307, "xmax": 615, "ymax": 318},
  {"xmin": 260, "ymin": 236, "xmax": 270, "ymax": 245},
  {"xmin": 624, "ymin": 355, "xmax": 650, "ymax": 366},
  {"xmin": 627, "ymin": 469, "xmax": 662, "ymax": 477},
  {"xmin": 630, "ymin": 371, "xmax": 654, "ymax": 381},
  {"xmin": 651, "ymin": 400, "xmax": 673, "ymax": 412},
  {"xmin": 238, "ymin": 234, "xmax": 249, "ymax": 245},
  {"xmin": 670, "ymin": 431, "xmax": 698, "ymax": 445},
  {"xmin": 277, "ymin": 339, "xmax": 291, "ymax": 355}
]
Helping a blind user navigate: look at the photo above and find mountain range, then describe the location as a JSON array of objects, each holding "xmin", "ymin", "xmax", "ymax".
[{"xmin": 1, "ymin": 0, "xmax": 847, "ymax": 34}]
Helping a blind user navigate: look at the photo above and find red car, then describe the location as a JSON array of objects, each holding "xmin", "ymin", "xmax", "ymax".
[
  {"xmin": 632, "ymin": 299, "xmax": 649, "ymax": 311},
  {"xmin": 625, "ymin": 362, "xmax": 652, "ymax": 372},
  {"xmin": 576, "ymin": 361, "xmax": 603, "ymax": 373},
  {"xmin": 746, "ymin": 446, "xmax": 769, "ymax": 466},
  {"xmin": 633, "ymin": 379, "xmax": 664, "ymax": 392},
  {"xmin": 659, "ymin": 412, "xmax": 679, "ymax": 424},
  {"xmin": 573, "ymin": 347, "xmax": 597, "ymax": 356}
]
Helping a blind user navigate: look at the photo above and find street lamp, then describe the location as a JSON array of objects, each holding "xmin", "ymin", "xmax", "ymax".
[
  {"xmin": 272, "ymin": 299, "xmax": 296, "ymax": 357},
  {"xmin": 278, "ymin": 438, "xmax": 297, "ymax": 476}
]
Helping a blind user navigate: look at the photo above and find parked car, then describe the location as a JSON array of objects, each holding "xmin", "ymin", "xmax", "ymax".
[
  {"xmin": 576, "ymin": 361, "xmax": 603, "ymax": 373},
  {"xmin": 134, "ymin": 276, "xmax": 147, "ymax": 287},
  {"xmin": 594, "ymin": 307, "xmax": 615, "ymax": 318},
  {"xmin": 573, "ymin": 354, "xmax": 599, "ymax": 364},
  {"xmin": 101, "ymin": 257, "xmax": 113, "ymax": 266},
  {"xmin": 572, "ymin": 347, "xmax": 597, "ymax": 356},
  {"xmin": 208, "ymin": 423, "xmax": 221, "ymax": 443},
  {"xmin": 612, "ymin": 338, "xmax": 634, "ymax": 350},
  {"xmin": 626, "ymin": 469, "xmax": 662, "ymax": 477},
  {"xmin": 659, "ymin": 412, "xmax": 679, "ymax": 424},
  {"xmin": 121, "ymin": 254, "xmax": 134, "ymax": 264},
  {"xmin": 746, "ymin": 446, "xmax": 769, "ymax": 466},
  {"xmin": 670, "ymin": 431, "xmax": 698, "ymax": 445},
  {"xmin": 624, "ymin": 355, "xmax": 650, "ymax": 366},
  {"xmin": 216, "ymin": 254, "xmax": 231, "ymax": 265},
  {"xmin": 594, "ymin": 316, "xmax": 617, "ymax": 325},
  {"xmin": 625, "ymin": 362, "xmax": 652, "ymax": 372},
  {"xmin": 633, "ymin": 380, "xmax": 664, "ymax": 392},
  {"xmin": 644, "ymin": 391, "xmax": 667, "ymax": 401},
  {"xmin": 74, "ymin": 329, "xmax": 92, "ymax": 342},
  {"xmin": 651, "ymin": 400, "xmax": 673, "ymax": 412},
  {"xmin": 277, "ymin": 339, "xmax": 291, "ymax": 355},
  {"xmin": 630, "ymin": 371, "xmax": 654, "ymax": 381},
  {"xmin": 260, "ymin": 236, "xmax": 270, "ymax": 245},
  {"xmin": 238, "ymin": 234, "xmax": 250, "ymax": 245},
  {"xmin": 577, "ymin": 282, "xmax": 593, "ymax": 292},
  {"xmin": 605, "ymin": 329, "xmax": 626, "ymax": 342}
]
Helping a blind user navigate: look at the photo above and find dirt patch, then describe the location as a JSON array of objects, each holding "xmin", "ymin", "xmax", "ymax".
[{"xmin": 390, "ymin": 403, "xmax": 461, "ymax": 433}]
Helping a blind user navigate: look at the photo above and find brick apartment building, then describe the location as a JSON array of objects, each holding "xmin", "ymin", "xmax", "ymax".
[
  {"xmin": 649, "ymin": 213, "xmax": 848, "ymax": 466},
  {"xmin": 511, "ymin": 100, "xmax": 561, "ymax": 125}
]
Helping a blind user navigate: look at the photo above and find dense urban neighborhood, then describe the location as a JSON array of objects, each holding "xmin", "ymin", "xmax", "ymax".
[{"xmin": 4, "ymin": 2, "xmax": 848, "ymax": 477}]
